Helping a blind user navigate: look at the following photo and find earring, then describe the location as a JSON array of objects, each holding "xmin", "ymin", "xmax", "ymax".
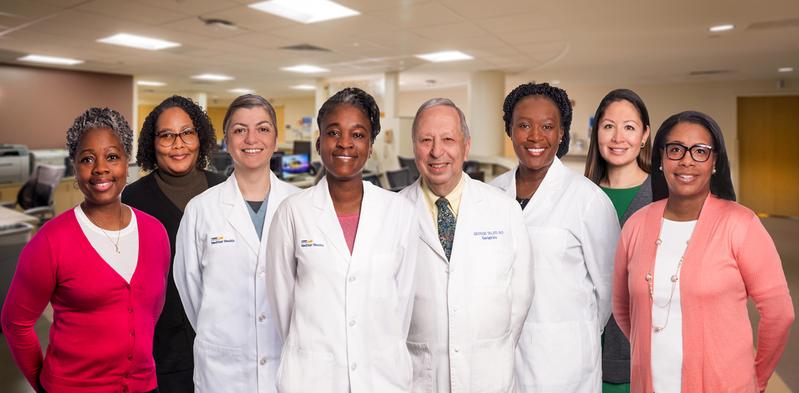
[
  {"xmin": 658, "ymin": 165, "xmax": 662, "ymax": 171},
  {"xmin": 641, "ymin": 142, "xmax": 645, "ymax": 148},
  {"xmin": 712, "ymin": 167, "xmax": 717, "ymax": 174},
  {"xmin": 559, "ymin": 139, "xmax": 563, "ymax": 144}
]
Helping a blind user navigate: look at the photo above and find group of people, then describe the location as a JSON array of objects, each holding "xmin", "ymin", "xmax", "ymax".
[{"xmin": 1, "ymin": 82, "xmax": 793, "ymax": 393}]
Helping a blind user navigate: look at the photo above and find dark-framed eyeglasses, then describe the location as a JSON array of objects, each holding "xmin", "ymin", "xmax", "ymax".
[
  {"xmin": 663, "ymin": 142, "xmax": 714, "ymax": 162},
  {"xmin": 155, "ymin": 128, "xmax": 198, "ymax": 147}
]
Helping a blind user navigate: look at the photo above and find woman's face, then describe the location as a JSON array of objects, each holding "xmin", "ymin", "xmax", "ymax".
[
  {"xmin": 225, "ymin": 107, "xmax": 277, "ymax": 172},
  {"xmin": 154, "ymin": 107, "xmax": 200, "ymax": 176},
  {"xmin": 510, "ymin": 96, "xmax": 564, "ymax": 172},
  {"xmin": 661, "ymin": 122, "xmax": 717, "ymax": 201},
  {"xmin": 317, "ymin": 104, "xmax": 372, "ymax": 181},
  {"xmin": 74, "ymin": 127, "xmax": 128, "ymax": 208},
  {"xmin": 597, "ymin": 100, "xmax": 650, "ymax": 169}
]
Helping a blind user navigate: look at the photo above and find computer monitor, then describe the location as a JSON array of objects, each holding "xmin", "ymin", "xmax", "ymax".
[{"xmin": 280, "ymin": 153, "xmax": 310, "ymax": 180}]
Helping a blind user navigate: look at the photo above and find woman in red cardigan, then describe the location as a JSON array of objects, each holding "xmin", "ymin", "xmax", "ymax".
[
  {"xmin": 1, "ymin": 108, "xmax": 170, "ymax": 393},
  {"xmin": 612, "ymin": 111, "xmax": 794, "ymax": 393}
]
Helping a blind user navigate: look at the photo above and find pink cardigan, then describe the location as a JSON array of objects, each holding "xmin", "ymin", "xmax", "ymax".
[
  {"xmin": 612, "ymin": 195, "xmax": 794, "ymax": 393},
  {"xmin": 1, "ymin": 207, "xmax": 170, "ymax": 393}
]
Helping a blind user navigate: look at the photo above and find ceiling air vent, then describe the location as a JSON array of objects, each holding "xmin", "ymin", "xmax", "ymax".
[
  {"xmin": 747, "ymin": 18, "xmax": 799, "ymax": 31},
  {"xmin": 279, "ymin": 43, "xmax": 331, "ymax": 52},
  {"xmin": 688, "ymin": 70, "xmax": 733, "ymax": 76}
]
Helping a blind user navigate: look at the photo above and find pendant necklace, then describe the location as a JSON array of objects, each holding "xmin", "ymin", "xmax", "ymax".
[
  {"xmin": 99, "ymin": 205, "xmax": 123, "ymax": 254},
  {"xmin": 646, "ymin": 236, "xmax": 690, "ymax": 333}
]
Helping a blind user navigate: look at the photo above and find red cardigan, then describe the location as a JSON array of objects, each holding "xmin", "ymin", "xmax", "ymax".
[
  {"xmin": 612, "ymin": 195, "xmax": 794, "ymax": 393},
  {"xmin": 1, "ymin": 207, "xmax": 170, "ymax": 393}
]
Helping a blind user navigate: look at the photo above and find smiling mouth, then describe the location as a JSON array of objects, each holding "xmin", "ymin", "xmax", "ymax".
[
  {"xmin": 675, "ymin": 174, "xmax": 697, "ymax": 182},
  {"xmin": 242, "ymin": 148, "xmax": 263, "ymax": 154},
  {"xmin": 608, "ymin": 147, "xmax": 628, "ymax": 154},
  {"xmin": 89, "ymin": 179, "xmax": 114, "ymax": 192},
  {"xmin": 526, "ymin": 147, "xmax": 546, "ymax": 156},
  {"xmin": 171, "ymin": 153, "xmax": 189, "ymax": 160}
]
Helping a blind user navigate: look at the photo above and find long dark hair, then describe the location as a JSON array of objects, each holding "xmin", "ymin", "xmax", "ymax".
[
  {"xmin": 651, "ymin": 111, "xmax": 736, "ymax": 201},
  {"xmin": 584, "ymin": 89, "xmax": 652, "ymax": 184}
]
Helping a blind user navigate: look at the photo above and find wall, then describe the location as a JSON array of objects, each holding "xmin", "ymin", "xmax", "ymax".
[
  {"xmin": 0, "ymin": 64, "xmax": 133, "ymax": 149},
  {"xmin": 398, "ymin": 86, "xmax": 467, "ymax": 118}
]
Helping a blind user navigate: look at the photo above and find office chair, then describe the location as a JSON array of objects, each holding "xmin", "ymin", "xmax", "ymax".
[
  {"xmin": 211, "ymin": 151, "xmax": 233, "ymax": 177},
  {"xmin": 363, "ymin": 174, "xmax": 382, "ymax": 187},
  {"xmin": 398, "ymin": 156, "xmax": 420, "ymax": 181},
  {"xmin": 13, "ymin": 164, "xmax": 64, "ymax": 225},
  {"xmin": 463, "ymin": 160, "xmax": 485, "ymax": 182},
  {"xmin": 386, "ymin": 167, "xmax": 412, "ymax": 192}
]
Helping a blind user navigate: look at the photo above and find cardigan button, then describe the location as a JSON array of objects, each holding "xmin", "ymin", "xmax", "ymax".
[{"xmin": 127, "ymin": 354, "xmax": 133, "ymax": 360}]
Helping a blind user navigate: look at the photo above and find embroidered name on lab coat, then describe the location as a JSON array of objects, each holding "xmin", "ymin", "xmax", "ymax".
[
  {"xmin": 300, "ymin": 239, "xmax": 324, "ymax": 248},
  {"xmin": 473, "ymin": 230, "xmax": 504, "ymax": 240},
  {"xmin": 210, "ymin": 235, "xmax": 235, "ymax": 245}
]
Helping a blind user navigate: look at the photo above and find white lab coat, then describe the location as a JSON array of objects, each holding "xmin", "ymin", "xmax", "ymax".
[
  {"xmin": 266, "ymin": 177, "xmax": 418, "ymax": 393},
  {"xmin": 174, "ymin": 172, "xmax": 299, "ymax": 393},
  {"xmin": 490, "ymin": 158, "xmax": 620, "ymax": 393},
  {"xmin": 398, "ymin": 174, "xmax": 534, "ymax": 393}
]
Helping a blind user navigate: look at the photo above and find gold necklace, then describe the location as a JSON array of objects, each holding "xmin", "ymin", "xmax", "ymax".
[
  {"xmin": 646, "ymin": 236, "xmax": 689, "ymax": 333},
  {"xmin": 98, "ymin": 205, "xmax": 123, "ymax": 254}
]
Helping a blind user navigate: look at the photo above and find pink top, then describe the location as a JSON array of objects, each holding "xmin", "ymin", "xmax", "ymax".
[
  {"xmin": 1, "ymin": 208, "xmax": 170, "ymax": 393},
  {"xmin": 612, "ymin": 195, "xmax": 794, "ymax": 393},
  {"xmin": 337, "ymin": 212, "xmax": 360, "ymax": 254}
]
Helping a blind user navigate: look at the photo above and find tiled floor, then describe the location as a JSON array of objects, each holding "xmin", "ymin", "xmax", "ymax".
[{"xmin": 1, "ymin": 218, "xmax": 797, "ymax": 392}]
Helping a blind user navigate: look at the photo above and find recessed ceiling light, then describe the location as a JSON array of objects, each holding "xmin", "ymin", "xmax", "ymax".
[
  {"xmin": 191, "ymin": 73, "xmax": 234, "ymax": 81},
  {"xmin": 281, "ymin": 64, "xmax": 329, "ymax": 73},
  {"xmin": 291, "ymin": 84, "xmax": 316, "ymax": 90},
  {"xmin": 415, "ymin": 51, "xmax": 473, "ymax": 63},
  {"xmin": 18, "ymin": 54, "xmax": 83, "ymax": 65},
  {"xmin": 97, "ymin": 33, "xmax": 180, "ymax": 51},
  {"xmin": 137, "ymin": 80, "xmax": 166, "ymax": 87},
  {"xmin": 709, "ymin": 24, "xmax": 734, "ymax": 33},
  {"xmin": 228, "ymin": 88, "xmax": 254, "ymax": 94},
  {"xmin": 249, "ymin": 0, "xmax": 359, "ymax": 24},
  {"xmin": 778, "ymin": 67, "xmax": 794, "ymax": 73}
]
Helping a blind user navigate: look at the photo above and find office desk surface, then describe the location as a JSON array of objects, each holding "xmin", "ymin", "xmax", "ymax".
[{"xmin": 0, "ymin": 206, "xmax": 38, "ymax": 227}]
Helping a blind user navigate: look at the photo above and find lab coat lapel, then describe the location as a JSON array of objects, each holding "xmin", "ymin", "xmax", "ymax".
[
  {"xmin": 221, "ymin": 175, "xmax": 260, "ymax": 257},
  {"xmin": 524, "ymin": 158, "xmax": 567, "ymax": 215},
  {"xmin": 259, "ymin": 172, "xmax": 288, "ymax": 258},
  {"xmin": 407, "ymin": 179, "xmax": 448, "ymax": 262},
  {"xmin": 449, "ymin": 174, "xmax": 481, "ymax": 262},
  {"xmin": 312, "ymin": 177, "xmax": 352, "ymax": 263},
  {"xmin": 351, "ymin": 181, "xmax": 380, "ymax": 259}
]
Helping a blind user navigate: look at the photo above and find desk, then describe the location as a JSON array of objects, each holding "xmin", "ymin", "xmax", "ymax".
[
  {"xmin": 0, "ymin": 205, "xmax": 38, "ymax": 227},
  {"xmin": 287, "ymin": 175, "xmax": 316, "ymax": 189}
]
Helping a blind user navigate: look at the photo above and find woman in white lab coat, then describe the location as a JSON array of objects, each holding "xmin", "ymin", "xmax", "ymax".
[
  {"xmin": 266, "ymin": 87, "xmax": 417, "ymax": 393},
  {"xmin": 490, "ymin": 83, "xmax": 620, "ymax": 393},
  {"xmin": 174, "ymin": 94, "xmax": 299, "ymax": 392}
]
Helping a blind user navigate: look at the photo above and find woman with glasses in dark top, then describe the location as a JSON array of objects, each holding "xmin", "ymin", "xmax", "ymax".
[
  {"xmin": 122, "ymin": 95, "xmax": 225, "ymax": 392},
  {"xmin": 612, "ymin": 111, "xmax": 794, "ymax": 392}
]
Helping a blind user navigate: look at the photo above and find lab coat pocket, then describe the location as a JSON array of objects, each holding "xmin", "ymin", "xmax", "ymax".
[
  {"xmin": 407, "ymin": 341, "xmax": 434, "ymax": 393},
  {"xmin": 516, "ymin": 321, "xmax": 586, "ymax": 387},
  {"xmin": 473, "ymin": 250, "xmax": 513, "ymax": 287},
  {"xmin": 276, "ymin": 346, "xmax": 335, "ymax": 393},
  {"xmin": 193, "ymin": 339, "xmax": 247, "ymax": 392},
  {"xmin": 370, "ymin": 252, "xmax": 400, "ymax": 298},
  {"xmin": 373, "ymin": 340, "xmax": 413, "ymax": 392},
  {"xmin": 526, "ymin": 227, "xmax": 567, "ymax": 270},
  {"xmin": 470, "ymin": 330, "xmax": 514, "ymax": 393}
]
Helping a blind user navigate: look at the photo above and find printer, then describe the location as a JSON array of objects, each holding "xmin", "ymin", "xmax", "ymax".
[{"xmin": 0, "ymin": 144, "xmax": 30, "ymax": 184}]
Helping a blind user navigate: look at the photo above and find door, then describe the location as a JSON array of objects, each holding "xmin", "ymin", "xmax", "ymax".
[{"xmin": 737, "ymin": 96, "xmax": 799, "ymax": 216}]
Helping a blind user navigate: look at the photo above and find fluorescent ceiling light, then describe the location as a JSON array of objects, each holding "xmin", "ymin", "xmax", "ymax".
[
  {"xmin": 778, "ymin": 67, "xmax": 794, "ymax": 73},
  {"xmin": 192, "ymin": 73, "xmax": 234, "ymax": 81},
  {"xmin": 18, "ymin": 54, "xmax": 83, "ymax": 65},
  {"xmin": 550, "ymin": 80, "xmax": 561, "ymax": 85},
  {"xmin": 281, "ymin": 64, "xmax": 329, "ymax": 73},
  {"xmin": 248, "ymin": 0, "xmax": 359, "ymax": 24},
  {"xmin": 291, "ymin": 84, "xmax": 316, "ymax": 90},
  {"xmin": 415, "ymin": 50, "xmax": 473, "ymax": 63},
  {"xmin": 137, "ymin": 80, "xmax": 165, "ymax": 87},
  {"xmin": 709, "ymin": 24, "xmax": 734, "ymax": 33},
  {"xmin": 98, "ymin": 33, "xmax": 180, "ymax": 51},
  {"xmin": 228, "ymin": 88, "xmax": 254, "ymax": 94}
]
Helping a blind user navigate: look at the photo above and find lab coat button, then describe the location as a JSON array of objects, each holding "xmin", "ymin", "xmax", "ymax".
[
  {"xmin": 348, "ymin": 275, "xmax": 356, "ymax": 282},
  {"xmin": 258, "ymin": 313, "xmax": 266, "ymax": 322},
  {"xmin": 260, "ymin": 357, "xmax": 267, "ymax": 365},
  {"xmin": 453, "ymin": 346, "xmax": 460, "ymax": 353},
  {"xmin": 348, "ymin": 320, "xmax": 356, "ymax": 327},
  {"xmin": 258, "ymin": 270, "xmax": 266, "ymax": 278},
  {"xmin": 351, "ymin": 362, "xmax": 357, "ymax": 371}
]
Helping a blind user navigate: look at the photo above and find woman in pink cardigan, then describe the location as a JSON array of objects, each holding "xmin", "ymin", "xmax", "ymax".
[
  {"xmin": 1, "ymin": 108, "xmax": 170, "ymax": 393},
  {"xmin": 612, "ymin": 111, "xmax": 794, "ymax": 393}
]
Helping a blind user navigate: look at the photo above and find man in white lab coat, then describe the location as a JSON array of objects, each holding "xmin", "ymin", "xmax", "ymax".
[{"xmin": 399, "ymin": 98, "xmax": 534, "ymax": 393}]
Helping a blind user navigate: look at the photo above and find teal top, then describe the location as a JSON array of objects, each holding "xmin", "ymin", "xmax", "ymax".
[
  {"xmin": 246, "ymin": 194, "xmax": 269, "ymax": 239},
  {"xmin": 601, "ymin": 185, "xmax": 642, "ymax": 222}
]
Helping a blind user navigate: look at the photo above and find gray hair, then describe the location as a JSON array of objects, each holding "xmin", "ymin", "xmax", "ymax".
[
  {"xmin": 223, "ymin": 94, "xmax": 277, "ymax": 134},
  {"xmin": 66, "ymin": 107, "xmax": 133, "ymax": 160},
  {"xmin": 411, "ymin": 97, "xmax": 470, "ymax": 140}
]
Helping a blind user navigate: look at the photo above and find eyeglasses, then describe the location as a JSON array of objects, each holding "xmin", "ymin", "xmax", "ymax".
[
  {"xmin": 663, "ymin": 142, "xmax": 714, "ymax": 162},
  {"xmin": 155, "ymin": 128, "xmax": 198, "ymax": 147}
]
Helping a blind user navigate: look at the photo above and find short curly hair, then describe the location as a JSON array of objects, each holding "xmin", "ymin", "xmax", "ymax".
[
  {"xmin": 502, "ymin": 82, "xmax": 572, "ymax": 158},
  {"xmin": 66, "ymin": 107, "xmax": 133, "ymax": 160},
  {"xmin": 137, "ymin": 95, "xmax": 217, "ymax": 171},
  {"xmin": 317, "ymin": 87, "xmax": 381, "ymax": 142}
]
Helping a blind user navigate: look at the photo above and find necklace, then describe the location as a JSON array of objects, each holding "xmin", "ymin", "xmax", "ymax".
[
  {"xmin": 98, "ymin": 205, "xmax": 124, "ymax": 254},
  {"xmin": 646, "ymin": 236, "xmax": 689, "ymax": 333}
]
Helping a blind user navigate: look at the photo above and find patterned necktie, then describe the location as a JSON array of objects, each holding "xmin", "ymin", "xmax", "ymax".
[{"xmin": 436, "ymin": 197, "xmax": 456, "ymax": 260}]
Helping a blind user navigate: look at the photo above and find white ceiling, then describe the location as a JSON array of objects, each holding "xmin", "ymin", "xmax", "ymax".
[{"xmin": 0, "ymin": 0, "xmax": 797, "ymax": 100}]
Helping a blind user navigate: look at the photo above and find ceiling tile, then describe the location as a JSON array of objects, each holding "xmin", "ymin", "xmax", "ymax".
[{"xmin": 76, "ymin": 0, "xmax": 188, "ymax": 25}]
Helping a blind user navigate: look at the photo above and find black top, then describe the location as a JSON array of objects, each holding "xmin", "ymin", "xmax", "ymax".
[{"xmin": 121, "ymin": 170, "xmax": 225, "ymax": 392}]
